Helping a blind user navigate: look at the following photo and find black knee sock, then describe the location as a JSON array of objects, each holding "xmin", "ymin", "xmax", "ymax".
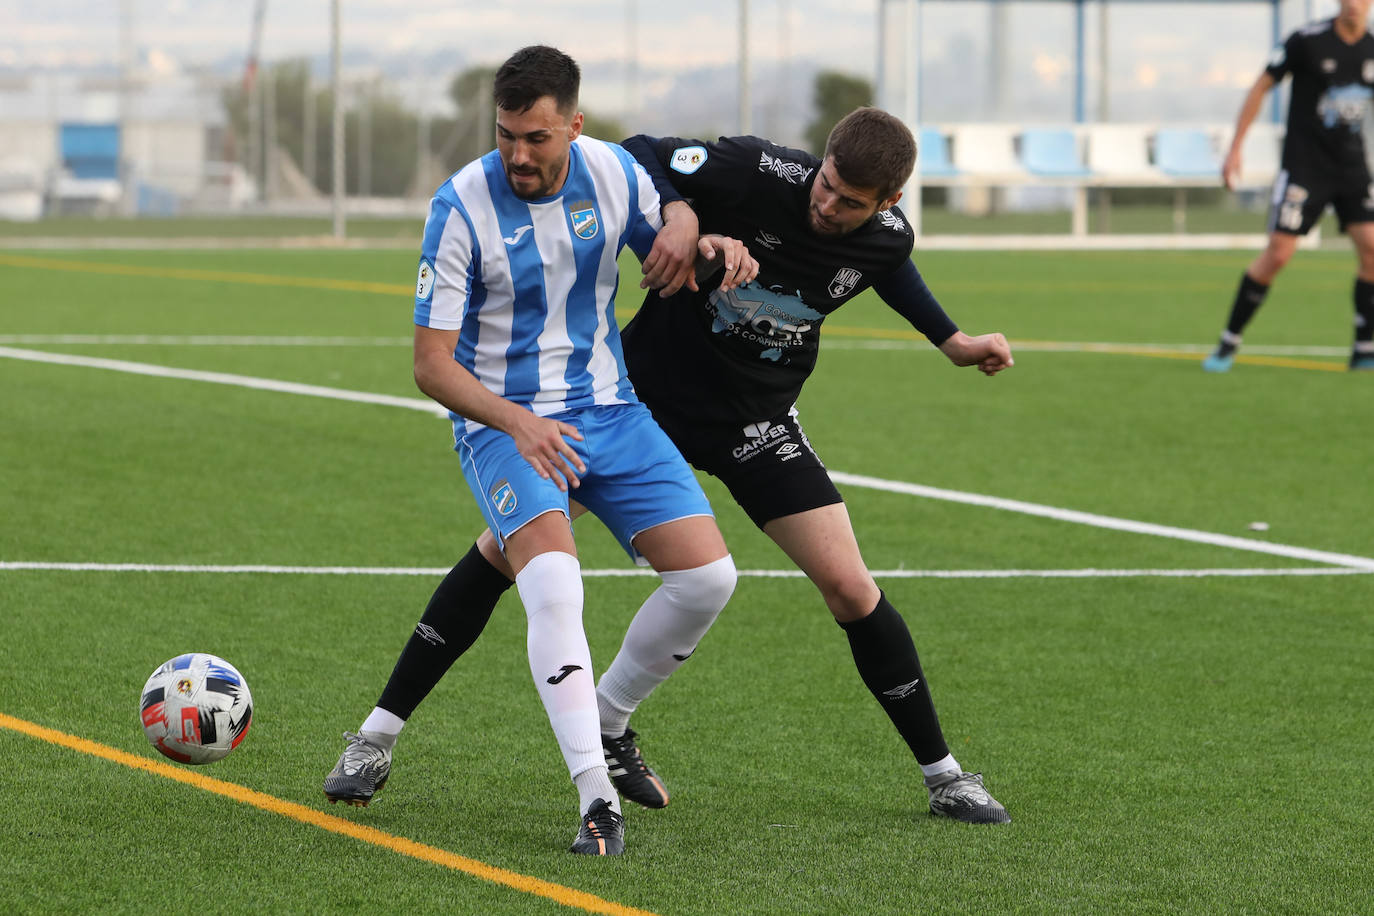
[
  {"xmin": 1354, "ymin": 279, "xmax": 1374, "ymax": 344},
  {"xmin": 1225, "ymin": 272, "xmax": 1271, "ymax": 337},
  {"xmin": 839, "ymin": 593, "xmax": 950, "ymax": 765},
  {"xmin": 376, "ymin": 542, "xmax": 513, "ymax": 719}
]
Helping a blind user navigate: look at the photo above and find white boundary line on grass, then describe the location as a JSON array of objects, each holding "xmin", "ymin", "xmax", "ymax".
[
  {"xmin": 0, "ymin": 346, "xmax": 449, "ymax": 417},
  {"xmin": 5, "ymin": 345, "xmax": 1373, "ymax": 572},
  {"xmin": 2, "ymin": 562, "xmax": 1370, "ymax": 579}
]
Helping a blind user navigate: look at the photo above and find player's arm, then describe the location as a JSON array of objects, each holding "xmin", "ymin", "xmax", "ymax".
[
  {"xmin": 874, "ymin": 260, "xmax": 1013, "ymax": 376},
  {"xmin": 626, "ymin": 133, "xmax": 757, "ymax": 296},
  {"xmin": 412, "ymin": 325, "xmax": 585, "ymax": 490},
  {"xmin": 1223, "ymin": 71, "xmax": 1278, "ymax": 191}
]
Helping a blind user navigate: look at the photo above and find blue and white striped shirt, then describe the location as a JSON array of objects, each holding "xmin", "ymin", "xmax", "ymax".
[{"xmin": 414, "ymin": 136, "xmax": 663, "ymax": 435}]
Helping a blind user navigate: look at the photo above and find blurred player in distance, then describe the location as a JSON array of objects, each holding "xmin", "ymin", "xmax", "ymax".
[{"xmin": 1206, "ymin": 0, "xmax": 1374, "ymax": 372}]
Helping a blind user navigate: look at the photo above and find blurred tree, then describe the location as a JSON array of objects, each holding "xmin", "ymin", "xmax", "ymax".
[
  {"xmin": 222, "ymin": 59, "xmax": 422, "ymax": 197},
  {"xmin": 804, "ymin": 71, "xmax": 873, "ymax": 153}
]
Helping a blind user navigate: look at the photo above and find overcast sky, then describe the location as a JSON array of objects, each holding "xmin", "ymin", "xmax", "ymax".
[{"xmin": 0, "ymin": 0, "xmax": 1355, "ymax": 127}]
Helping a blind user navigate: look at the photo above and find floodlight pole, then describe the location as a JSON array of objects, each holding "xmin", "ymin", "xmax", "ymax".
[{"xmin": 331, "ymin": 0, "xmax": 345, "ymax": 239}]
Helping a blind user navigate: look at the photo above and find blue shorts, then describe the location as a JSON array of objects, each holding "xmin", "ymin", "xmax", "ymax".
[{"xmin": 456, "ymin": 403, "xmax": 714, "ymax": 563}]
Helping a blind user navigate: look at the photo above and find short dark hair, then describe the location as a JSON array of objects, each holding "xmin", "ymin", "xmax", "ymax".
[
  {"xmin": 493, "ymin": 45, "xmax": 580, "ymax": 116},
  {"xmin": 823, "ymin": 107, "xmax": 916, "ymax": 201}
]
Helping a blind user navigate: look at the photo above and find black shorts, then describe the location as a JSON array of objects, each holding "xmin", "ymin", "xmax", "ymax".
[
  {"xmin": 1268, "ymin": 166, "xmax": 1374, "ymax": 235},
  {"xmin": 644, "ymin": 403, "xmax": 842, "ymax": 529}
]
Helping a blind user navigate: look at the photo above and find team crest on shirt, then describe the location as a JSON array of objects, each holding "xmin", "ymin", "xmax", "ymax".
[
  {"xmin": 569, "ymin": 201, "xmax": 599, "ymax": 240},
  {"xmin": 828, "ymin": 267, "xmax": 862, "ymax": 298},
  {"xmin": 416, "ymin": 260, "xmax": 434, "ymax": 299},
  {"xmin": 490, "ymin": 480, "xmax": 517, "ymax": 516}
]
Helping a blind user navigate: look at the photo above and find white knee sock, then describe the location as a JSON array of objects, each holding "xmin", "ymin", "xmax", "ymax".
[
  {"xmin": 597, "ymin": 554, "xmax": 737, "ymax": 737},
  {"xmin": 516, "ymin": 551, "xmax": 618, "ymax": 813}
]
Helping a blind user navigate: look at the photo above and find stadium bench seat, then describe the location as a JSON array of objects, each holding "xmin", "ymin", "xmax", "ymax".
[
  {"xmin": 917, "ymin": 128, "xmax": 958, "ymax": 178},
  {"xmin": 951, "ymin": 124, "xmax": 1025, "ymax": 179},
  {"xmin": 1019, "ymin": 128, "xmax": 1091, "ymax": 178},
  {"xmin": 1154, "ymin": 128, "xmax": 1221, "ymax": 178},
  {"xmin": 1086, "ymin": 124, "xmax": 1159, "ymax": 182}
]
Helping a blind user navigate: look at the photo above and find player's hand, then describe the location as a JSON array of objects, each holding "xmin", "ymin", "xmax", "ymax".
[
  {"xmin": 642, "ymin": 201, "xmax": 701, "ymax": 296},
  {"xmin": 506, "ymin": 410, "xmax": 586, "ymax": 491},
  {"xmin": 939, "ymin": 331, "xmax": 1014, "ymax": 376},
  {"xmin": 1222, "ymin": 148, "xmax": 1243, "ymax": 191},
  {"xmin": 696, "ymin": 235, "xmax": 759, "ymax": 292}
]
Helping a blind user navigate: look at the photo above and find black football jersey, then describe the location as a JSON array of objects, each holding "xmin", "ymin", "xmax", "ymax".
[
  {"xmin": 1267, "ymin": 18, "xmax": 1374, "ymax": 180},
  {"xmin": 621, "ymin": 135, "xmax": 916, "ymax": 424}
]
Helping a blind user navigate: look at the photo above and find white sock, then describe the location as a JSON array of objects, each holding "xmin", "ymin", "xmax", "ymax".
[
  {"xmin": 920, "ymin": 754, "xmax": 961, "ymax": 779},
  {"xmin": 572, "ymin": 767, "xmax": 621, "ymax": 815},
  {"xmin": 359, "ymin": 708, "xmax": 405, "ymax": 749},
  {"xmin": 516, "ymin": 552, "xmax": 604, "ymax": 783},
  {"xmin": 597, "ymin": 555, "xmax": 736, "ymax": 737}
]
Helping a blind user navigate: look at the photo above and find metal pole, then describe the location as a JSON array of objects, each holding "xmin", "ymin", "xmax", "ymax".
[
  {"xmin": 875, "ymin": 0, "xmax": 888, "ymax": 113},
  {"xmin": 626, "ymin": 0, "xmax": 639, "ymax": 121},
  {"xmin": 1272, "ymin": 0, "xmax": 1283, "ymax": 123},
  {"xmin": 304, "ymin": 70, "xmax": 316, "ymax": 190},
  {"xmin": 263, "ymin": 64, "xmax": 277, "ymax": 203},
  {"xmin": 1074, "ymin": 0, "xmax": 1085, "ymax": 123},
  {"xmin": 331, "ymin": 0, "xmax": 345, "ymax": 239},
  {"xmin": 118, "ymin": 0, "xmax": 135, "ymax": 215},
  {"xmin": 905, "ymin": 0, "xmax": 921, "ymax": 238},
  {"xmin": 738, "ymin": 0, "xmax": 750, "ymax": 135}
]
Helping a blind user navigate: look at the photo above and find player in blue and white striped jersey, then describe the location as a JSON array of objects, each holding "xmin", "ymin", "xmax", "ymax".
[{"xmin": 324, "ymin": 46, "xmax": 757, "ymax": 856}]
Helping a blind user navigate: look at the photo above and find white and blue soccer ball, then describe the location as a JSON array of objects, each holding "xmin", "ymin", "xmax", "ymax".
[{"xmin": 140, "ymin": 653, "xmax": 253, "ymax": 764}]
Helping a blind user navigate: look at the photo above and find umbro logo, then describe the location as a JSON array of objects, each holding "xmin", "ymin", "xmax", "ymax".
[
  {"xmin": 546, "ymin": 664, "xmax": 583, "ymax": 684},
  {"xmin": 882, "ymin": 677, "xmax": 921, "ymax": 699},
  {"xmin": 503, "ymin": 224, "xmax": 534, "ymax": 245},
  {"xmin": 415, "ymin": 623, "xmax": 446, "ymax": 646},
  {"xmin": 672, "ymin": 649, "xmax": 695, "ymax": 662}
]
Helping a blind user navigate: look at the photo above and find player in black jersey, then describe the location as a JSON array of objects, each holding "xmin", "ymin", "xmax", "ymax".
[
  {"xmin": 330, "ymin": 108, "xmax": 1015, "ymax": 826},
  {"xmin": 1205, "ymin": 0, "xmax": 1374, "ymax": 372}
]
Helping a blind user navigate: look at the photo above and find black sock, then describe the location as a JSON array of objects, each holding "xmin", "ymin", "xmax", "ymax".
[
  {"xmin": 1225, "ymin": 272, "xmax": 1271, "ymax": 337},
  {"xmin": 839, "ymin": 593, "xmax": 950, "ymax": 765},
  {"xmin": 375, "ymin": 542, "xmax": 513, "ymax": 719},
  {"xmin": 1355, "ymin": 279, "xmax": 1374, "ymax": 344}
]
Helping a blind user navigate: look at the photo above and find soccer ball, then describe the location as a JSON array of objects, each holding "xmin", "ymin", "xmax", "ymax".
[{"xmin": 139, "ymin": 653, "xmax": 253, "ymax": 764}]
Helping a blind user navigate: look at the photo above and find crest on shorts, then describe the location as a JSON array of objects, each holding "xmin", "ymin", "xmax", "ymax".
[
  {"xmin": 569, "ymin": 201, "xmax": 599, "ymax": 240},
  {"xmin": 490, "ymin": 480, "xmax": 518, "ymax": 516},
  {"xmin": 828, "ymin": 267, "xmax": 862, "ymax": 298}
]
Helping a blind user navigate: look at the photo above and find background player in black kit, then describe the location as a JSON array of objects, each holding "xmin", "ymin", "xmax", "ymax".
[
  {"xmin": 327, "ymin": 108, "xmax": 1015, "ymax": 826},
  {"xmin": 1204, "ymin": 0, "xmax": 1374, "ymax": 372}
]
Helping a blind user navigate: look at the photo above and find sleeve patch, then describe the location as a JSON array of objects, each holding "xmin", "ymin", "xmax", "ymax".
[
  {"xmin": 416, "ymin": 259, "xmax": 434, "ymax": 300},
  {"xmin": 670, "ymin": 146, "xmax": 708, "ymax": 174}
]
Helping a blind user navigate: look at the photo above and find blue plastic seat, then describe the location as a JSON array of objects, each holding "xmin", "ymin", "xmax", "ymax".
[
  {"xmin": 917, "ymin": 128, "xmax": 958, "ymax": 177},
  {"xmin": 1020, "ymin": 128, "xmax": 1090, "ymax": 177},
  {"xmin": 1154, "ymin": 129, "xmax": 1220, "ymax": 177}
]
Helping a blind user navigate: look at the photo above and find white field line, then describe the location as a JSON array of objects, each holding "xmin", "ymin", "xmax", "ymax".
[
  {"xmin": 0, "ymin": 346, "xmax": 448, "ymax": 417},
  {"xmin": 0, "ymin": 335, "xmax": 1351, "ymax": 358},
  {"xmin": 1, "ymin": 562, "xmax": 1370, "ymax": 580},
  {"xmin": 0, "ymin": 334, "xmax": 411, "ymax": 347},
  {"xmin": 5, "ymin": 345, "xmax": 1373, "ymax": 572},
  {"xmin": 829, "ymin": 471, "xmax": 1374, "ymax": 571}
]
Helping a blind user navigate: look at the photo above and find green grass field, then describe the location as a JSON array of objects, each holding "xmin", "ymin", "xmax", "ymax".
[{"xmin": 2, "ymin": 240, "xmax": 1371, "ymax": 915}]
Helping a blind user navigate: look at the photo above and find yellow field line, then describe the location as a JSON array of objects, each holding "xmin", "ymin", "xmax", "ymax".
[
  {"xmin": 0, "ymin": 711, "xmax": 658, "ymax": 916},
  {"xmin": 0, "ymin": 252, "xmax": 411, "ymax": 296}
]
